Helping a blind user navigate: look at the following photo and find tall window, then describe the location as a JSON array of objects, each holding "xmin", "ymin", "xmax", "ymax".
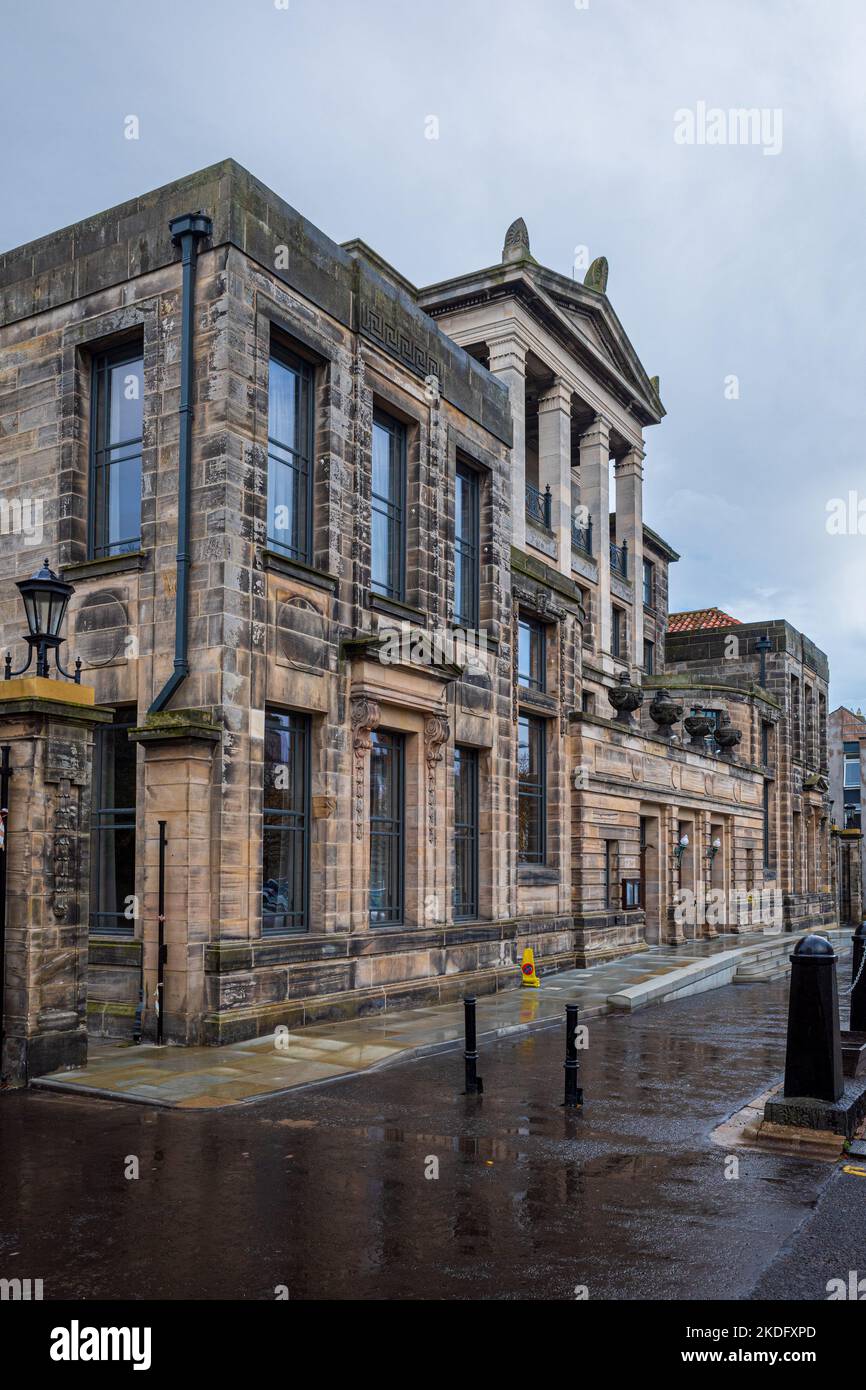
[
  {"xmin": 263, "ymin": 710, "xmax": 311, "ymax": 934},
  {"xmin": 89, "ymin": 346, "xmax": 143, "ymax": 558},
  {"xmin": 843, "ymin": 742, "xmax": 861, "ymax": 829},
  {"xmin": 844, "ymin": 745, "xmax": 861, "ymax": 788},
  {"xmin": 369, "ymin": 730, "xmax": 404, "ymax": 924},
  {"xmin": 643, "ymin": 638, "xmax": 655, "ymax": 675},
  {"xmin": 761, "ymin": 720, "xmax": 773, "ymax": 767},
  {"xmin": 790, "ymin": 675, "xmax": 801, "ymax": 760},
  {"xmin": 517, "ymin": 618, "xmax": 545, "ymax": 691},
  {"xmin": 763, "ymin": 780, "xmax": 771, "ymax": 868},
  {"xmin": 611, "ymin": 606, "xmax": 624, "ymax": 659},
  {"xmin": 805, "ymin": 686, "xmax": 815, "ymax": 764},
  {"xmin": 453, "ymin": 747, "xmax": 479, "ymax": 919},
  {"xmin": 268, "ymin": 346, "xmax": 314, "ymax": 562},
  {"xmin": 454, "ymin": 461, "xmax": 480, "ymax": 629},
  {"xmin": 818, "ymin": 691, "xmax": 827, "ymax": 768},
  {"xmin": 605, "ymin": 839, "xmax": 620, "ymax": 908},
  {"xmin": 371, "ymin": 412, "xmax": 406, "ymax": 600},
  {"xmin": 518, "ymin": 714, "xmax": 546, "ymax": 863},
  {"xmin": 90, "ymin": 705, "xmax": 137, "ymax": 934},
  {"xmin": 642, "ymin": 557, "xmax": 655, "ymax": 608}
]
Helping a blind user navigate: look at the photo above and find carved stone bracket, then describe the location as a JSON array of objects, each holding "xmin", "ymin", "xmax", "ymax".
[
  {"xmin": 52, "ymin": 782, "xmax": 78, "ymax": 921},
  {"xmin": 350, "ymin": 696, "xmax": 380, "ymax": 840},
  {"xmin": 512, "ymin": 584, "xmax": 566, "ymax": 623},
  {"xmin": 424, "ymin": 715, "xmax": 450, "ymax": 846}
]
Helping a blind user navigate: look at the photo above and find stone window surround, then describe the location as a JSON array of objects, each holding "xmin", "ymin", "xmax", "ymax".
[
  {"xmin": 445, "ymin": 424, "xmax": 501, "ymax": 644},
  {"xmin": 364, "ymin": 373, "xmax": 427, "ymax": 616},
  {"xmin": 252, "ymin": 289, "xmax": 339, "ymax": 578},
  {"xmin": 352, "ymin": 695, "xmax": 432, "ymax": 933},
  {"xmin": 58, "ymin": 300, "xmax": 159, "ymax": 569}
]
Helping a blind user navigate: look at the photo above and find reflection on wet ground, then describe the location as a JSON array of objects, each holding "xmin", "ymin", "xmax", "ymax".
[{"xmin": 0, "ymin": 972, "xmax": 850, "ymax": 1300}]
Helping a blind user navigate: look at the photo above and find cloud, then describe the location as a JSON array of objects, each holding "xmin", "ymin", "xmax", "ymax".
[{"xmin": 1, "ymin": 0, "xmax": 864, "ymax": 704}]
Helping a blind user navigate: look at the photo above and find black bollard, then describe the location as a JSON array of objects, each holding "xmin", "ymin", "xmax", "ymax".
[
  {"xmin": 463, "ymin": 996, "xmax": 483, "ymax": 1095},
  {"xmin": 850, "ymin": 922, "xmax": 866, "ymax": 1033},
  {"xmin": 563, "ymin": 1002, "xmax": 583, "ymax": 1107},
  {"xmin": 782, "ymin": 934, "xmax": 843, "ymax": 1103}
]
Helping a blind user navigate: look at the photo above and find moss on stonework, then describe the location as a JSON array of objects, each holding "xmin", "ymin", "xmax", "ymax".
[
  {"xmin": 129, "ymin": 708, "xmax": 221, "ymax": 744},
  {"xmin": 642, "ymin": 674, "xmax": 781, "ymax": 709},
  {"xmin": 141, "ymin": 708, "xmax": 216, "ymax": 728}
]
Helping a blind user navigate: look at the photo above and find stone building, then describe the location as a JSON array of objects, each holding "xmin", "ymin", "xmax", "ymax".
[
  {"xmin": 828, "ymin": 704, "xmax": 866, "ymax": 922},
  {"xmin": 419, "ymin": 235, "xmax": 772, "ymax": 959},
  {"xmin": 0, "ymin": 160, "xmax": 836, "ymax": 1078}
]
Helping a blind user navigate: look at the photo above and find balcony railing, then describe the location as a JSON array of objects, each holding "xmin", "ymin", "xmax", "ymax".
[
  {"xmin": 610, "ymin": 538, "xmax": 629, "ymax": 579},
  {"xmin": 571, "ymin": 514, "xmax": 593, "ymax": 554},
  {"xmin": 525, "ymin": 482, "xmax": 552, "ymax": 530}
]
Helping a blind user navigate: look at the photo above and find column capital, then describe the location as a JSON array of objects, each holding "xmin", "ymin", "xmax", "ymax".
[
  {"xmin": 581, "ymin": 414, "xmax": 611, "ymax": 448},
  {"xmin": 487, "ymin": 334, "xmax": 527, "ymax": 375},
  {"xmin": 614, "ymin": 445, "xmax": 645, "ymax": 478},
  {"xmin": 537, "ymin": 378, "xmax": 573, "ymax": 415}
]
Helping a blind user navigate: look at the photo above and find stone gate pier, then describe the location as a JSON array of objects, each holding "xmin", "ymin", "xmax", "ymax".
[{"xmin": 0, "ymin": 677, "xmax": 110, "ymax": 1086}]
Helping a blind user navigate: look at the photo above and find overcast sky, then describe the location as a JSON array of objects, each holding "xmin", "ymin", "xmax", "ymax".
[{"xmin": 3, "ymin": 0, "xmax": 865, "ymax": 706}]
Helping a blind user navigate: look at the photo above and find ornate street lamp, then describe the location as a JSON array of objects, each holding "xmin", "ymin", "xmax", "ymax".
[
  {"xmin": 4, "ymin": 558, "xmax": 80, "ymax": 683},
  {"xmin": 674, "ymin": 831, "xmax": 690, "ymax": 866},
  {"xmin": 707, "ymin": 835, "xmax": 722, "ymax": 862}
]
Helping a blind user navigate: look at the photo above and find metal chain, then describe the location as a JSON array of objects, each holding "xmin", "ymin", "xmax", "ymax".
[{"xmin": 842, "ymin": 943, "xmax": 866, "ymax": 996}]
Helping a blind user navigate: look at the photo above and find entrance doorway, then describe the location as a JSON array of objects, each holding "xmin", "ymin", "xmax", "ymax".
[{"xmin": 639, "ymin": 812, "xmax": 661, "ymax": 944}]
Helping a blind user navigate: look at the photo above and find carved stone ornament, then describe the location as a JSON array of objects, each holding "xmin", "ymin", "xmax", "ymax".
[
  {"xmin": 713, "ymin": 711, "xmax": 742, "ymax": 754},
  {"xmin": 649, "ymin": 688, "xmax": 683, "ymax": 738},
  {"xmin": 502, "ymin": 217, "xmax": 531, "ymax": 263},
  {"xmin": 52, "ymin": 786, "xmax": 78, "ymax": 921},
  {"xmin": 683, "ymin": 707, "xmax": 714, "ymax": 746},
  {"xmin": 424, "ymin": 715, "xmax": 450, "ymax": 846},
  {"xmin": 584, "ymin": 256, "xmax": 609, "ymax": 294},
  {"xmin": 607, "ymin": 670, "xmax": 644, "ymax": 724},
  {"xmin": 350, "ymin": 697, "xmax": 380, "ymax": 841}
]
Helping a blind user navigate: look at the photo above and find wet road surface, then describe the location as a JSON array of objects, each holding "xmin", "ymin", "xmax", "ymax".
[{"xmin": 0, "ymin": 976, "xmax": 849, "ymax": 1300}]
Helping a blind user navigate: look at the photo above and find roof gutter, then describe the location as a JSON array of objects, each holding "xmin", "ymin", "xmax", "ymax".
[{"xmin": 149, "ymin": 211, "xmax": 212, "ymax": 714}]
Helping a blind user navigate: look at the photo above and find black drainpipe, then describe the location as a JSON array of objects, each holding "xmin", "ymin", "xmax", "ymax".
[{"xmin": 149, "ymin": 211, "xmax": 212, "ymax": 713}]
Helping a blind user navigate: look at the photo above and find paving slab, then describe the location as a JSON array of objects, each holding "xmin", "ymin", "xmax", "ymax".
[{"xmin": 32, "ymin": 926, "xmax": 853, "ymax": 1109}]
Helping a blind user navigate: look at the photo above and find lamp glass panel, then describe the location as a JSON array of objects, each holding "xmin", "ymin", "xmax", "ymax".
[
  {"xmin": 35, "ymin": 588, "xmax": 53, "ymax": 636},
  {"xmin": 21, "ymin": 591, "xmax": 38, "ymax": 636},
  {"xmin": 48, "ymin": 590, "xmax": 69, "ymax": 637}
]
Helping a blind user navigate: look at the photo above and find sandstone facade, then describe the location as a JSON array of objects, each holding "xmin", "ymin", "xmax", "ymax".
[{"xmin": 0, "ymin": 161, "xmax": 837, "ymax": 1065}]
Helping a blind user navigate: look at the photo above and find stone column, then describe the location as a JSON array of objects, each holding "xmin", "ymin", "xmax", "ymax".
[
  {"xmin": 537, "ymin": 379, "xmax": 573, "ymax": 576},
  {"xmin": 128, "ymin": 711, "xmax": 220, "ymax": 1045},
  {"xmin": 424, "ymin": 714, "xmax": 450, "ymax": 926},
  {"xmin": 614, "ymin": 445, "xmax": 645, "ymax": 671},
  {"xmin": 666, "ymin": 803, "xmax": 686, "ymax": 945},
  {"xmin": 579, "ymin": 416, "xmax": 612, "ymax": 657},
  {"xmin": 349, "ymin": 696, "xmax": 380, "ymax": 932},
  {"xmin": 0, "ymin": 679, "xmax": 111, "ymax": 1085},
  {"xmin": 488, "ymin": 335, "xmax": 527, "ymax": 551}
]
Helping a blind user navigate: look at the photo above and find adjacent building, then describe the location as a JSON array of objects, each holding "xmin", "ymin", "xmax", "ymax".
[
  {"xmin": 829, "ymin": 704, "xmax": 866, "ymax": 922},
  {"xmin": 664, "ymin": 609, "xmax": 836, "ymax": 934},
  {"xmin": 0, "ymin": 160, "xmax": 842, "ymax": 1076}
]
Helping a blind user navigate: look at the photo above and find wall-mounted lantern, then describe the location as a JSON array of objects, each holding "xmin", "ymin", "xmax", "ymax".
[
  {"xmin": 707, "ymin": 835, "xmax": 722, "ymax": 862},
  {"xmin": 4, "ymin": 558, "xmax": 81, "ymax": 683},
  {"xmin": 674, "ymin": 832, "xmax": 689, "ymax": 866}
]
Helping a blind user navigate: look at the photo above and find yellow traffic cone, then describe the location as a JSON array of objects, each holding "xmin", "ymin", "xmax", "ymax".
[{"xmin": 520, "ymin": 946, "xmax": 540, "ymax": 988}]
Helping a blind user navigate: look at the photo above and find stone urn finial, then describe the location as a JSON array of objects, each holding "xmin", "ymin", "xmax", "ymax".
[
  {"xmin": 683, "ymin": 706, "xmax": 714, "ymax": 748},
  {"xmin": 649, "ymin": 687, "xmax": 683, "ymax": 740},
  {"xmin": 607, "ymin": 670, "xmax": 643, "ymax": 725},
  {"xmin": 713, "ymin": 711, "xmax": 742, "ymax": 756}
]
